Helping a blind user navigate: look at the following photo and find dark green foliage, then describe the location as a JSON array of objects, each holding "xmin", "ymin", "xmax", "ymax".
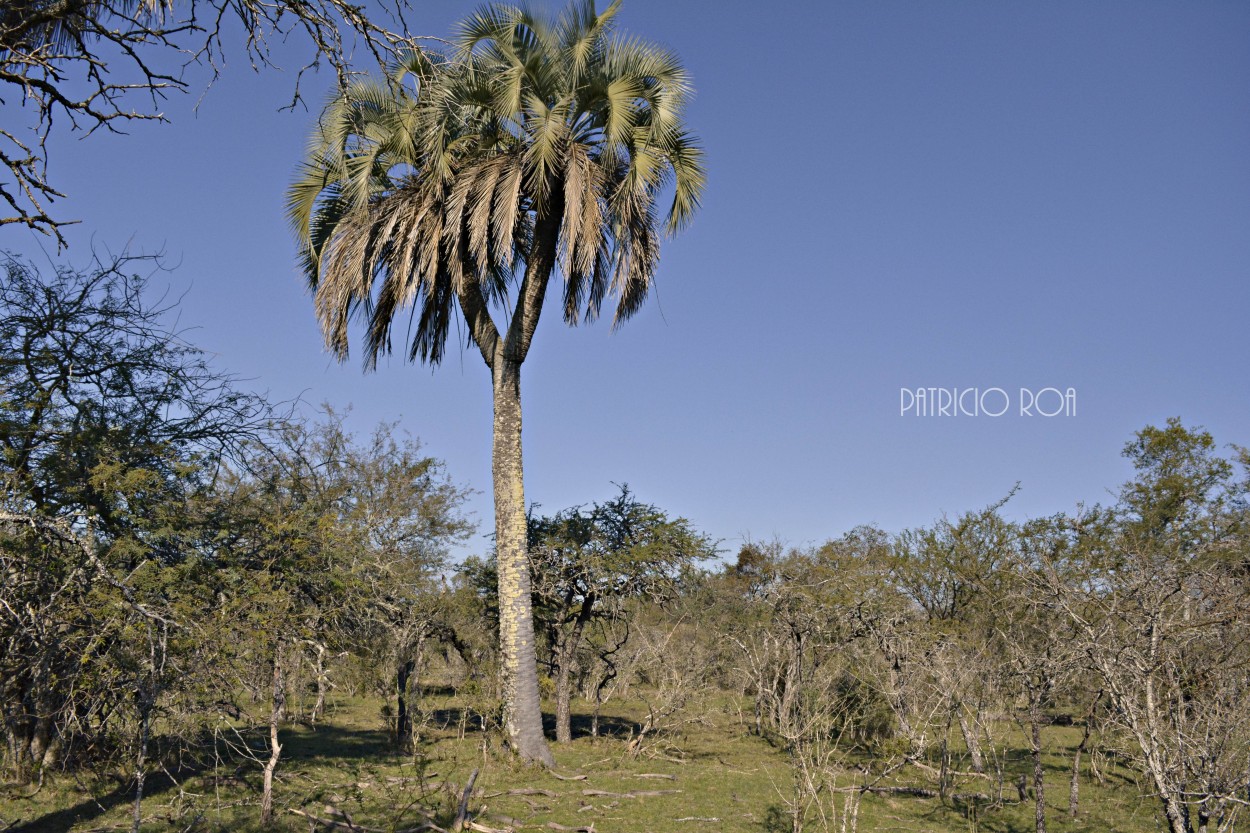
[
  {"xmin": 0, "ymin": 252, "xmax": 472, "ymax": 802},
  {"xmin": 527, "ymin": 484, "xmax": 718, "ymax": 612},
  {"xmin": 0, "ymin": 251, "xmax": 271, "ymax": 782}
]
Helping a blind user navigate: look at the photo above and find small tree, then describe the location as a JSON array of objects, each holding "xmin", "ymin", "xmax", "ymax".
[
  {"xmin": 887, "ymin": 497, "xmax": 1017, "ymax": 774},
  {"xmin": 527, "ymin": 485, "xmax": 716, "ymax": 743},
  {"xmin": 0, "ymin": 248, "xmax": 269, "ymax": 826},
  {"xmin": 1034, "ymin": 420, "xmax": 1250, "ymax": 833},
  {"xmin": 726, "ymin": 532, "xmax": 901, "ymax": 833},
  {"xmin": 215, "ymin": 409, "xmax": 472, "ymax": 821}
]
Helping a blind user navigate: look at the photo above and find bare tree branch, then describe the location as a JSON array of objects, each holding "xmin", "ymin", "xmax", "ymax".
[{"xmin": 0, "ymin": 0, "xmax": 418, "ymax": 244}]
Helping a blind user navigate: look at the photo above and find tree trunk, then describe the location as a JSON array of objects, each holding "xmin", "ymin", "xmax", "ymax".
[
  {"xmin": 490, "ymin": 356, "xmax": 554, "ymax": 767},
  {"xmin": 938, "ymin": 715, "xmax": 951, "ymax": 802},
  {"xmin": 132, "ymin": 618, "xmax": 166, "ymax": 833},
  {"xmin": 883, "ymin": 653, "xmax": 915, "ymax": 747},
  {"xmin": 591, "ymin": 668, "xmax": 612, "ymax": 740},
  {"xmin": 1159, "ymin": 794, "xmax": 1192, "ymax": 833},
  {"xmin": 753, "ymin": 686, "xmax": 764, "ymax": 737},
  {"xmin": 1030, "ymin": 706, "xmax": 1046, "ymax": 833},
  {"xmin": 397, "ymin": 658, "xmax": 416, "ymax": 747},
  {"xmin": 27, "ymin": 710, "xmax": 53, "ymax": 781},
  {"xmin": 260, "ymin": 644, "xmax": 284, "ymax": 827},
  {"xmin": 1069, "ymin": 718, "xmax": 1091, "ymax": 818},
  {"xmin": 959, "ymin": 711, "xmax": 984, "ymax": 773},
  {"xmin": 555, "ymin": 601, "xmax": 593, "ymax": 744},
  {"xmin": 310, "ymin": 642, "xmax": 327, "ymax": 725},
  {"xmin": 554, "ymin": 647, "xmax": 574, "ymax": 744},
  {"xmin": 132, "ymin": 698, "xmax": 151, "ymax": 833}
]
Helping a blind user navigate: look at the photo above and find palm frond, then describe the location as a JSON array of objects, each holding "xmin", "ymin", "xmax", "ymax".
[
  {"xmin": 559, "ymin": 0, "xmax": 620, "ymax": 81},
  {"xmin": 287, "ymin": 0, "xmax": 704, "ymax": 369}
]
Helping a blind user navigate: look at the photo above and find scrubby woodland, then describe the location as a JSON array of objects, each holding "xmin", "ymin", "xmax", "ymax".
[
  {"xmin": 3, "ymin": 0, "xmax": 1248, "ymax": 831},
  {"xmin": 1, "ymin": 252, "xmax": 1248, "ymax": 833}
]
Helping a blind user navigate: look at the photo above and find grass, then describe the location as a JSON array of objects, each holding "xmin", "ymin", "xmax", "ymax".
[{"xmin": 0, "ymin": 691, "xmax": 1165, "ymax": 833}]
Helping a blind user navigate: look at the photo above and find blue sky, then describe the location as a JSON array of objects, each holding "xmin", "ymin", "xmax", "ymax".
[{"xmin": 9, "ymin": 0, "xmax": 1249, "ymax": 559}]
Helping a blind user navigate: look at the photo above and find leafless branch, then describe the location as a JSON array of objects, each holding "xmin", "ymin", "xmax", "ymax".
[{"xmin": 1, "ymin": 0, "xmax": 417, "ymax": 244}]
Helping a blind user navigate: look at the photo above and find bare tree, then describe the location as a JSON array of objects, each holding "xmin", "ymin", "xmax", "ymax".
[{"xmin": 1034, "ymin": 421, "xmax": 1250, "ymax": 833}]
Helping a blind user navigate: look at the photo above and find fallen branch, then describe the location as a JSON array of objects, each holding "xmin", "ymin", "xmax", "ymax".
[
  {"xmin": 582, "ymin": 788, "xmax": 682, "ymax": 799},
  {"xmin": 856, "ymin": 786, "xmax": 991, "ymax": 802},
  {"xmin": 633, "ymin": 773, "xmax": 676, "ymax": 780},
  {"xmin": 544, "ymin": 823, "xmax": 595, "ymax": 832},
  {"xmin": 675, "ymin": 818, "xmax": 720, "ymax": 823},
  {"xmin": 550, "ymin": 772, "xmax": 588, "ymax": 781},
  {"xmin": 388, "ymin": 775, "xmax": 438, "ymax": 784},
  {"xmin": 453, "ymin": 769, "xmax": 480, "ymax": 832},
  {"xmin": 859, "ymin": 786, "xmax": 938, "ymax": 798},
  {"xmin": 465, "ymin": 822, "xmax": 512, "ymax": 833},
  {"xmin": 290, "ymin": 808, "xmax": 448, "ymax": 833}
]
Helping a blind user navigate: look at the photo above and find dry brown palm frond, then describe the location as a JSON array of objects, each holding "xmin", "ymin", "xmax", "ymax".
[
  {"xmin": 314, "ymin": 181, "xmax": 452, "ymax": 365},
  {"xmin": 466, "ymin": 158, "xmax": 505, "ymax": 268},
  {"xmin": 491, "ymin": 155, "xmax": 526, "ymax": 269},
  {"xmin": 558, "ymin": 144, "xmax": 610, "ymax": 323}
]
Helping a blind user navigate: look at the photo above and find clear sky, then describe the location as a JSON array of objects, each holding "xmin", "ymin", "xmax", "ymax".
[{"xmin": 8, "ymin": 0, "xmax": 1249, "ymax": 560}]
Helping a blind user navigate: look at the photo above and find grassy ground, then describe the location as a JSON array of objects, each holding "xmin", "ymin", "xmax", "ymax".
[{"xmin": 0, "ymin": 692, "xmax": 1163, "ymax": 833}]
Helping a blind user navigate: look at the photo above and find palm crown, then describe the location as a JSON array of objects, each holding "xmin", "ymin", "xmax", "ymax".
[{"xmin": 287, "ymin": 0, "xmax": 705, "ymax": 369}]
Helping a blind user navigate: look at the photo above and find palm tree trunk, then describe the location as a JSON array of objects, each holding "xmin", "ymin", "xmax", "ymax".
[{"xmin": 491, "ymin": 356, "xmax": 554, "ymax": 767}]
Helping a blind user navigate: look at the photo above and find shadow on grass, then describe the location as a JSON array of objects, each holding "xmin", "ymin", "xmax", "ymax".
[
  {"xmin": 6, "ymin": 721, "xmax": 405, "ymax": 833},
  {"xmin": 423, "ymin": 706, "xmax": 641, "ymax": 742},
  {"xmin": 552, "ymin": 712, "xmax": 642, "ymax": 740},
  {"xmin": 7, "ymin": 766, "xmax": 197, "ymax": 833},
  {"xmin": 280, "ymin": 723, "xmax": 394, "ymax": 762},
  {"xmin": 425, "ymin": 706, "xmax": 492, "ymax": 734}
]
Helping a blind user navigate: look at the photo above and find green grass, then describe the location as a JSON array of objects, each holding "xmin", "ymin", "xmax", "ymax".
[{"xmin": 0, "ymin": 693, "xmax": 1164, "ymax": 833}]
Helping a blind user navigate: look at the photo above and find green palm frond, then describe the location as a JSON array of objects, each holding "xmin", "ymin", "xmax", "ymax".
[
  {"xmin": 457, "ymin": 3, "xmax": 525, "ymax": 58},
  {"xmin": 559, "ymin": 0, "xmax": 620, "ymax": 80},
  {"xmin": 662, "ymin": 129, "xmax": 705, "ymax": 232}
]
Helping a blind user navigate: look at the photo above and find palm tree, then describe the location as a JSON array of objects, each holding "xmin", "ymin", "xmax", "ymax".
[{"xmin": 286, "ymin": 0, "xmax": 704, "ymax": 765}]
